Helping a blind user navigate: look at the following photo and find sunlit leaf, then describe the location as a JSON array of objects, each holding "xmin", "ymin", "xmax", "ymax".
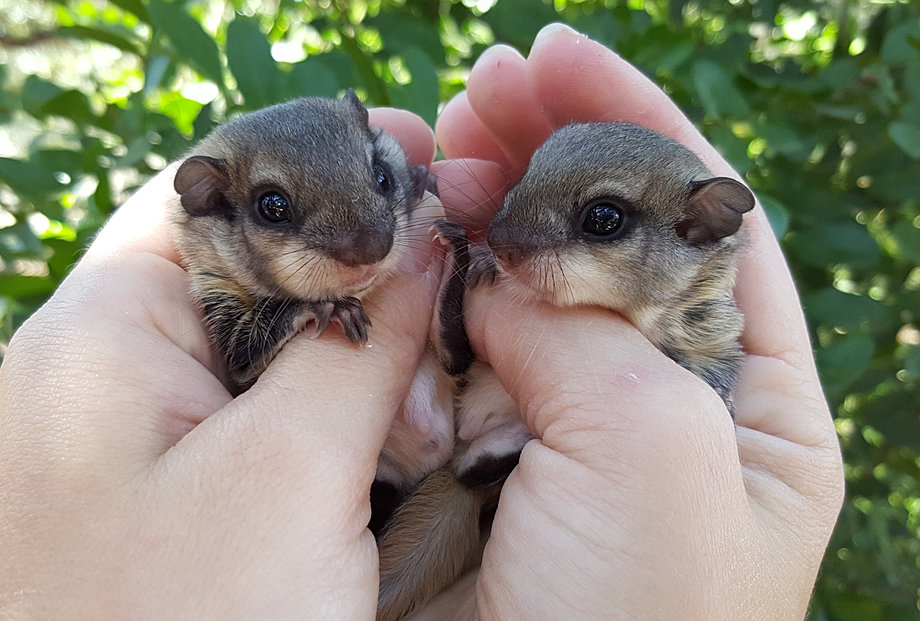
[
  {"xmin": 226, "ymin": 18, "xmax": 281, "ymax": 110},
  {"xmin": 108, "ymin": 0, "xmax": 150, "ymax": 24},
  {"xmin": 385, "ymin": 47, "xmax": 438, "ymax": 126},
  {"xmin": 58, "ymin": 24, "xmax": 143, "ymax": 56},
  {"xmin": 692, "ymin": 59, "xmax": 751, "ymax": 120},
  {"xmin": 147, "ymin": 0, "xmax": 222, "ymax": 83},
  {"xmin": 0, "ymin": 274, "xmax": 56, "ymax": 299}
]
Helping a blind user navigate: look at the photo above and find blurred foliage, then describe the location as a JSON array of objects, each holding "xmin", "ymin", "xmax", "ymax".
[{"xmin": 0, "ymin": 0, "xmax": 918, "ymax": 617}]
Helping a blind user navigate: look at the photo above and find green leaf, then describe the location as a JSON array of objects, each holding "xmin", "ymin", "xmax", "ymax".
[
  {"xmin": 889, "ymin": 220, "xmax": 920, "ymax": 265},
  {"xmin": 192, "ymin": 103, "xmax": 216, "ymax": 142},
  {"xmin": 803, "ymin": 288, "xmax": 884, "ymax": 331},
  {"xmin": 226, "ymin": 18, "xmax": 281, "ymax": 110},
  {"xmin": 373, "ymin": 12, "xmax": 445, "ymax": 65},
  {"xmin": 571, "ymin": 10, "xmax": 622, "ymax": 49},
  {"xmin": 147, "ymin": 0, "xmax": 222, "ymax": 83},
  {"xmin": 144, "ymin": 54, "xmax": 171, "ymax": 96},
  {"xmin": 758, "ymin": 194, "xmax": 789, "ymax": 238},
  {"xmin": 692, "ymin": 59, "xmax": 751, "ymax": 120},
  {"xmin": 108, "ymin": 0, "xmax": 150, "ymax": 23},
  {"xmin": 58, "ymin": 24, "xmax": 143, "ymax": 57},
  {"xmin": 631, "ymin": 25, "xmax": 694, "ymax": 73},
  {"xmin": 784, "ymin": 222, "xmax": 880, "ymax": 270},
  {"xmin": 0, "ymin": 157, "xmax": 64, "ymax": 199},
  {"xmin": 0, "ymin": 221, "xmax": 44, "ymax": 259},
  {"xmin": 43, "ymin": 238, "xmax": 84, "ymax": 280},
  {"xmin": 289, "ymin": 57, "xmax": 340, "ymax": 99},
  {"xmin": 756, "ymin": 120, "xmax": 808, "ymax": 158},
  {"xmin": 40, "ymin": 90, "xmax": 96, "ymax": 125},
  {"xmin": 22, "ymin": 76, "xmax": 63, "ymax": 115},
  {"xmin": 902, "ymin": 345, "xmax": 920, "ymax": 380},
  {"xmin": 484, "ymin": 0, "xmax": 557, "ymax": 51},
  {"xmin": 881, "ymin": 20, "xmax": 920, "ymax": 63},
  {"xmin": 816, "ymin": 333, "xmax": 876, "ymax": 397},
  {"xmin": 888, "ymin": 121, "xmax": 920, "ymax": 159},
  {"xmin": 0, "ymin": 274, "xmax": 56, "ymax": 299},
  {"xmin": 707, "ymin": 124, "xmax": 751, "ymax": 174},
  {"xmin": 385, "ymin": 47, "xmax": 439, "ymax": 126}
]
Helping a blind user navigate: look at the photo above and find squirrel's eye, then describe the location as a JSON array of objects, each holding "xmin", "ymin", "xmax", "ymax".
[
  {"xmin": 581, "ymin": 203, "xmax": 625, "ymax": 238},
  {"xmin": 257, "ymin": 192, "xmax": 291, "ymax": 223},
  {"xmin": 374, "ymin": 164, "xmax": 391, "ymax": 194}
]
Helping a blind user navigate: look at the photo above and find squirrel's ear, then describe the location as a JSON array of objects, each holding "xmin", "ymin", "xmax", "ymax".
[
  {"xmin": 174, "ymin": 156, "xmax": 230, "ymax": 216},
  {"xmin": 408, "ymin": 165, "xmax": 437, "ymax": 200},
  {"xmin": 676, "ymin": 177, "xmax": 755, "ymax": 244},
  {"xmin": 344, "ymin": 88, "xmax": 369, "ymax": 127}
]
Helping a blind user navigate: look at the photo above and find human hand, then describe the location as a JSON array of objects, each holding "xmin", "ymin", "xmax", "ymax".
[
  {"xmin": 0, "ymin": 109, "xmax": 438, "ymax": 619},
  {"xmin": 425, "ymin": 24, "xmax": 844, "ymax": 620}
]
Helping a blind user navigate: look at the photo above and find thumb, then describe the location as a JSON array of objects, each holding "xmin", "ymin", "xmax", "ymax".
[{"xmin": 464, "ymin": 284, "xmax": 737, "ymax": 473}]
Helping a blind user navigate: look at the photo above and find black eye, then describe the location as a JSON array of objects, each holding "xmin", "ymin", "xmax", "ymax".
[
  {"xmin": 257, "ymin": 192, "xmax": 291, "ymax": 224},
  {"xmin": 581, "ymin": 202, "xmax": 626, "ymax": 238},
  {"xmin": 374, "ymin": 164, "xmax": 391, "ymax": 194}
]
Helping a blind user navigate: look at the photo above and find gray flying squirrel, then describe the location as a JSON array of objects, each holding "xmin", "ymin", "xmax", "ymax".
[
  {"xmin": 375, "ymin": 121, "xmax": 756, "ymax": 620},
  {"xmin": 171, "ymin": 91, "xmax": 431, "ymax": 389},
  {"xmin": 171, "ymin": 92, "xmax": 458, "ymax": 517}
]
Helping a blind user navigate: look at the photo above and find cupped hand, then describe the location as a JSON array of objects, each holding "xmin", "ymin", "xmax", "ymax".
[
  {"xmin": 426, "ymin": 24, "xmax": 844, "ymax": 620},
  {"xmin": 0, "ymin": 109, "xmax": 438, "ymax": 619}
]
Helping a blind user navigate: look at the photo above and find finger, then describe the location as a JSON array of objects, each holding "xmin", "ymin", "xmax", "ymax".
[
  {"xmin": 2, "ymin": 241, "xmax": 229, "ymax": 464},
  {"xmin": 369, "ymin": 106, "xmax": 437, "ymax": 166},
  {"xmin": 435, "ymin": 92, "xmax": 514, "ymax": 170},
  {"xmin": 464, "ymin": 286, "xmax": 736, "ymax": 467},
  {"xmin": 430, "ymin": 158, "xmax": 508, "ymax": 238},
  {"xmin": 465, "ymin": 45, "xmax": 554, "ymax": 176},
  {"xmin": 459, "ymin": 284, "xmax": 756, "ymax": 616}
]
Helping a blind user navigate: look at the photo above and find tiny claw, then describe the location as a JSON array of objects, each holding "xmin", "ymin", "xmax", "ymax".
[
  {"xmin": 307, "ymin": 300, "xmax": 335, "ymax": 338},
  {"xmin": 431, "ymin": 219, "xmax": 469, "ymax": 251},
  {"xmin": 333, "ymin": 297, "xmax": 371, "ymax": 344}
]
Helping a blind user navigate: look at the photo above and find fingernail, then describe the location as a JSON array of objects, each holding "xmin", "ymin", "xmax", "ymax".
[
  {"xmin": 478, "ymin": 43, "xmax": 526, "ymax": 63},
  {"xmin": 398, "ymin": 192, "xmax": 446, "ymax": 274},
  {"xmin": 533, "ymin": 22, "xmax": 580, "ymax": 48}
]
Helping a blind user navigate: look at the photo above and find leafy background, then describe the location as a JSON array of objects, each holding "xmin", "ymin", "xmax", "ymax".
[{"xmin": 0, "ymin": 0, "xmax": 918, "ymax": 617}]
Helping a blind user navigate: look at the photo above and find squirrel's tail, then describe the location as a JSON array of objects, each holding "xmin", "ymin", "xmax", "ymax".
[{"xmin": 376, "ymin": 466, "xmax": 497, "ymax": 621}]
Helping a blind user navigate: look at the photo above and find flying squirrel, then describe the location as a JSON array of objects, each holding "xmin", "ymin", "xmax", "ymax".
[
  {"xmin": 170, "ymin": 92, "xmax": 459, "ymax": 511},
  {"xmin": 375, "ymin": 121, "xmax": 756, "ymax": 620}
]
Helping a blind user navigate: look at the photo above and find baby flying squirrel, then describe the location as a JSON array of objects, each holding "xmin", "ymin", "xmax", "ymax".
[
  {"xmin": 172, "ymin": 91, "xmax": 430, "ymax": 389},
  {"xmin": 171, "ymin": 93, "xmax": 458, "ymax": 518},
  {"xmin": 376, "ymin": 121, "xmax": 756, "ymax": 620}
]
